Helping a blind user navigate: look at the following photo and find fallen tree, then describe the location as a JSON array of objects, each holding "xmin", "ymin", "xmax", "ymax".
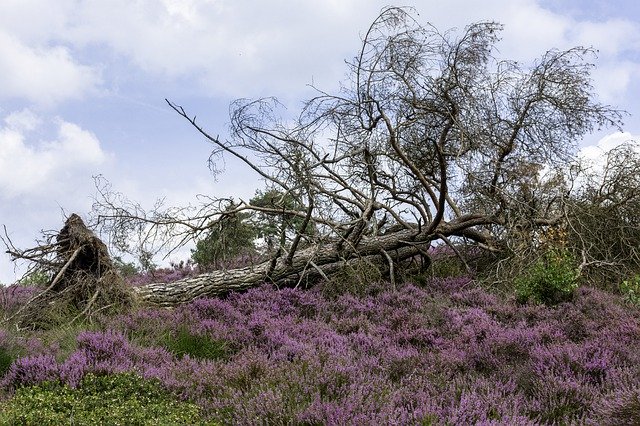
[
  {"xmin": 133, "ymin": 221, "xmax": 475, "ymax": 306},
  {"xmin": 4, "ymin": 7, "xmax": 626, "ymax": 311}
]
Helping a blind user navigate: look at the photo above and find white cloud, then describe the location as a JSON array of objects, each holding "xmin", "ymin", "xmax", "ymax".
[
  {"xmin": 0, "ymin": 0, "xmax": 72, "ymax": 45},
  {"xmin": 578, "ymin": 131, "xmax": 640, "ymax": 182},
  {"xmin": 65, "ymin": 0, "xmax": 640, "ymax": 102},
  {"xmin": 0, "ymin": 110, "xmax": 112, "ymax": 283},
  {"xmin": 591, "ymin": 61, "xmax": 640, "ymax": 104},
  {"xmin": 0, "ymin": 0, "xmax": 638, "ymax": 103},
  {"xmin": 0, "ymin": 110, "xmax": 109, "ymax": 198},
  {"xmin": 496, "ymin": 1, "xmax": 572, "ymax": 58},
  {"xmin": 580, "ymin": 131, "xmax": 638, "ymax": 160},
  {"xmin": 568, "ymin": 18, "xmax": 640, "ymax": 104},
  {"xmin": 49, "ymin": 0, "xmax": 374, "ymax": 97},
  {"xmin": 4, "ymin": 109, "xmax": 41, "ymax": 132},
  {"xmin": 0, "ymin": 31, "xmax": 101, "ymax": 106},
  {"xmin": 572, "ymin": 19, "xmax": 640, "ymax": 57}
]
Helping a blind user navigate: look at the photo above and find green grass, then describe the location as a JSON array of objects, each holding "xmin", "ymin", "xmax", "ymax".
[
  {"xmin": 0, "ymin": 348, "xmax": 15, "ymax": 377},
  {"xmin": 162, "ymin": 327, "xmax": 233, "ymax": 361}
]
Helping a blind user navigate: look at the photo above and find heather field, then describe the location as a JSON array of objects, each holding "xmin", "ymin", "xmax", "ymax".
[{"xmin": 0, "ymin": 269, "xmax": 639, "ymax": 425}]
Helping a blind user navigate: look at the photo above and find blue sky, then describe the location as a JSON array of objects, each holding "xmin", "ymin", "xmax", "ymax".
[{"xmin": 1, "ymin": 0, "xmax": 639, "ymax": 283}]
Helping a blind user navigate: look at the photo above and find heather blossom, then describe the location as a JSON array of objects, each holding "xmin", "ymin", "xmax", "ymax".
[{"xmin": 0, "ymin": 277, "xmax": 638, "ymax": 424}]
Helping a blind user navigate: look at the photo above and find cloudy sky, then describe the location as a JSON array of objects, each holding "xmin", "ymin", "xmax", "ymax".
[{"xmin": 1, "ymin": 0, "xmax": 639, "ymax": 283}]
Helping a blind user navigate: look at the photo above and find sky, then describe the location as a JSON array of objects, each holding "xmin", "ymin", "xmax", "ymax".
[{"xmin": 1, "ymin": 0, "xmax": 639, "ymax": 283}]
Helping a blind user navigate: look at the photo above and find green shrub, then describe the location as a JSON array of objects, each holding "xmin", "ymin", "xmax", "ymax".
[
  {"xmin": 0, "ymin": 347, "xmax": 15, "ymax": 377},
  {"xmin": 620, "ymin": 275, "xmax": 640, "ymax": 306},
  {"xmin": 514, "ymin": 249, "xmax": 579, "ymax": 305},
  {"xmin": 17, "ymin": 270, "xmax": 50, "ymax": 286},
  {"xmin": 0, "ymin": 372, "xmax": 208, "ymax": 425},
  {"xmin": 429, "ymin": 256, "xmax": 467, "ymax": 278},
  {"xmin": 163, "ymin": 327, "xmax": 232, "ymax": 361}
]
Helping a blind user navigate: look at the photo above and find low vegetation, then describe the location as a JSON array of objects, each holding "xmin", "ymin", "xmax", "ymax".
[
  {"xmin": 514, "ymin": 249, "xmax": 579, "ymax": 306},
  {"xmin": 0, "ymin": 372, "xmax": 204, "ymax": 425},
  {"xmin": 0, "ymin": 267, "xmax": 638, "ymax": 425}
]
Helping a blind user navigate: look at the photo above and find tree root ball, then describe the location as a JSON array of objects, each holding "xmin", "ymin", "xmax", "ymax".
[{"xmin": 17, "ymin": 214, "xmax": 135, "ymax": 329}]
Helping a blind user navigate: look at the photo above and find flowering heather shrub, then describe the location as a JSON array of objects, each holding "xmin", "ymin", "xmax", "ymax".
[
  {"xmin": 3, "ymin": 354, "xmax": 60, "ymax": 389},
  {"xmin": 0, "ymin": 276, "xmax": 638, "ymax": 425},
  {"xmin": 0, "ymin": 330, "xmax": 51, "ymax": 380},
  {"xmin": 593, "ymin": 385, "xmax": 640, "ymax": 425},
  {"xmin": 0, "ymin": 285, "xmax": 41, "ymax": 315},
  {"xmin": 126, "ymin": 262, "xmax": 202, "ymax": 286}
]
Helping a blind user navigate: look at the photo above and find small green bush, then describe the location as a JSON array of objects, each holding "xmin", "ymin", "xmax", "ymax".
[
  {"xmin": 163, "ymin": 327, "xmax": 232, "ymax": 361},
  {"xmin": 620, "ymin": 275, "xmax": 640, "ymax": 306},
  {"xmin": 0, "ymin": 372, "xmax": 207, "ymax": 425},
  {"xmin": 429, "ymin": 256, "xmax": 467, "ymax": 278},
  {"xmin": 515, "ymin": 250, "xmax": 579, "ymax": 306}
]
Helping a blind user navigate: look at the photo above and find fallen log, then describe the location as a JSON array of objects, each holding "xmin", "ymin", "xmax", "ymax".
[{"xmin": 134, "ymin": 230, "xmax": 431, "ymax": 306}]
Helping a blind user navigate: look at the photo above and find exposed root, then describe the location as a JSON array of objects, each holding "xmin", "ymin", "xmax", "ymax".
[{"xmin": 5, "ymin": 214, "xmax": 135, "ymax": 329}]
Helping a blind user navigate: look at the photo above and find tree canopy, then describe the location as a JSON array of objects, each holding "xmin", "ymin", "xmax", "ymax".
[{"xmin": 151, "ymin": 7, "xmax": 621, "ymax": 266}]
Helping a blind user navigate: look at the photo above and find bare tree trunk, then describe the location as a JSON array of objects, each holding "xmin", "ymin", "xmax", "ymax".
[{"xmin": 134, "ymin": 229, "xmax": 430, "ymax": 306}]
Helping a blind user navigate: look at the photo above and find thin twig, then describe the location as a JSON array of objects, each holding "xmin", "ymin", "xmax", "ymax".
[
  {"xmin": 380, "ymin": 249, "xmax": 396, "ymax": 291},
  {"xmin": 437, "ymin": 233, "xmax": 472, "ymax": 274},
  {"xmin": 3, "ymin": 246, "xmax": 82, "ymax": 324},
  {"xmin": 309, "ymin": 260, "xmax": 331, "ymax": 283},
  {"xmin": 70, "ymin": 288, "xmax": 101, "ymax": 324}
]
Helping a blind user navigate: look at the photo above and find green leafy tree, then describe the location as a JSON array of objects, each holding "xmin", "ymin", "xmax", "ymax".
[
  {"xmin": 112, "ymin": 256, "xmax": 140, "ymax": 278},
  {"xmin": 249, "ymin": 189, "xmax": 314, "ymax": 252},
  {"xmin": 134, "ymin": 248, "xmax": 157, "ymax": 274},
  {"xmin": 191, "ymin": 206, "xmax": 257, "ymax": 270},
  {"xmin": 18, "ymin": 270, "xmax": 50, "ymax": 287}
]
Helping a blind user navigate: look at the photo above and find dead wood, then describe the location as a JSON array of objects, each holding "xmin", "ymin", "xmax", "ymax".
[{"xmin": 7, "ymin": 214, "xmax": 135, "ymax": 329}]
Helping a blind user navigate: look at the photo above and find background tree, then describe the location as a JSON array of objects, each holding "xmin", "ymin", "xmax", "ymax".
[
  {"xmin": 191, "ymin": 203, "xmax": 257, "ymax": 270},
  {"xmin": 249, "ymin": 189, "xmax": 315, "ymax": 253},
  {"xmin": 112, "ymin": 256, "xmax": 140, "ymax": 278},
  {"xmin": 564, "ymin": 142, "xmax": 640, "ymax": 287}
]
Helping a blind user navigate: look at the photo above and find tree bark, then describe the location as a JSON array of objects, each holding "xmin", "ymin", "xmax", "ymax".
[{"xmin": 134, "ymin": 229, "xmax": 431, "ymax": 306}]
